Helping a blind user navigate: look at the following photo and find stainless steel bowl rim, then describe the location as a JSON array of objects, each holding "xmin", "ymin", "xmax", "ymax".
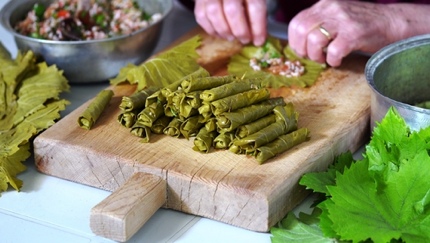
[
  {"xmin": 0, "ymin": 0, "xmax": 173, "ymax": 45},
  {"xmin": 365, "ymin": 33, "xmax": 430, "ymax": 115}
]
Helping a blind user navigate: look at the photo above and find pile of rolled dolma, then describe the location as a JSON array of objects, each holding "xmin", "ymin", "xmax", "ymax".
[{"xmin": 117, "ymin": 67, "xmax": 310, "ymax": 164}]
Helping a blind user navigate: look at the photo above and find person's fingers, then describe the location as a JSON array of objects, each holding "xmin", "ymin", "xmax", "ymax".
[
  {"xmin": 287, "ymin": 12, "xmax": 320, "ymax": 58},
  {"xmin": 197, "ymin": 0, "xmax": 234, "ymax": 40},
  {"xmin": 245, "ymin": 0, "xmax": 267, "ymax": 46},
  {"xmin": 326, "ymin": 35, "xmax": 355, "ymax": 67},
  {"xmin": 306, "ymin": 24, "xmax": 336, "ymax": 64},
  {"xmin": 223, "ymin": 0, "xmax": 251, "ymax": 43},
  {"xmin": 194, "ymin": 0, "xmax": 216, "ymax": 36}
]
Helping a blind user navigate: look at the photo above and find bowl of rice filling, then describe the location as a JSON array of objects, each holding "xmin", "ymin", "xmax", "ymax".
[{"xmin": 0, "ymin": 0, "xmax": 172, "ymax": 83}]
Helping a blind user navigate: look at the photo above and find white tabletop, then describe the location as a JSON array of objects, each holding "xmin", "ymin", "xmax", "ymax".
[{"xmin": 0, "ymin": 1, "xmax": 296, "ymax": 242}]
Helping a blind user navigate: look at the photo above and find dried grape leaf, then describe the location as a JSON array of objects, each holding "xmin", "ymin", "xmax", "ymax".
[
  {"xmin": 110, "ymin": 35, "xmax": 203, "ymax": 91},
  {"xmin": 227, "ymin": 37, "xmax": 326, "ymax": 88}
]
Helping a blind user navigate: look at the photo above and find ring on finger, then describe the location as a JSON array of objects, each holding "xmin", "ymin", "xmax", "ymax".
[{"xmin": 318, "ymin": 25, "xmax": 332, "ymax": 40}]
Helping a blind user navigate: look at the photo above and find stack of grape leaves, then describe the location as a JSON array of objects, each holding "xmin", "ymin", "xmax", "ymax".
[
  {"xmin": 109, "ymin": 35, "xmax": 326, "ymax": 164},
  {"xmin": 0, "ymin": 43, "xmax": 70, "ymax": 194}
]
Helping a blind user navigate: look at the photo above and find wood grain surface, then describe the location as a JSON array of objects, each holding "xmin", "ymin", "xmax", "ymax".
[{"xmin": 33, "ymin": 28, "xmax": 371, "ymax": 233}]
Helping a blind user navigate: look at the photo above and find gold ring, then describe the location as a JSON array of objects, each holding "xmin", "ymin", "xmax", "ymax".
[{"xmin": 318, "ymin": 26, "xmax": 332, "ymax": 40}]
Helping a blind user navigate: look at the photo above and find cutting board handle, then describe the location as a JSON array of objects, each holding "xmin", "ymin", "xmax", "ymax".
[{"xmin": 90, "ymin": 172, "xmax": 166, "ymax": 242}]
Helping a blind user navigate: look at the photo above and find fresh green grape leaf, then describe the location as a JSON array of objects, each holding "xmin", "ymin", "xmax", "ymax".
[
  {"xmin": 300, "ymin": 152, "xmax": 354, "ymax": 196},
  {"xmin": 270, "ymin": 210, "xmax": 343, "ymax": 243},
  {"xmin": 325, "ymin": 149, "xmax": 430, "ymax": 243},
  {"xmin": 110, "ymin": 35, "xmax": 203, "ymax": 91}
]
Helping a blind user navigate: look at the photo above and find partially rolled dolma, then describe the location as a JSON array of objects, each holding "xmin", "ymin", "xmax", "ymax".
[
  {"xmin": 180, "ymin": 115, "xmax": 204, "ymax": 139},
  {"xmin": 163, "ymin": 117, "xmax": 183, "ymax": 137},
  {"xmin": 137, "ymin": 101, "xmax": 164, "ymax": 127},
  {"xmin": 150, "ymin": 115, "xmax": 172, "ymax": 134},
  {"xmin": 213, "ymin": 132, "xmax": 235, "ymax": 149},
  {"xmin": 200, "ymin": 78, "xmax": 264, "ymax": 102},
  {"xmin": 210, "ymin": 88, "xmax": 270, "ymax": 116},
  {"xmin": 118, "ymin": 110, "xmax": 139, "ymax": 128},
  {"xmin": 216, "ymin": 97, "xmax": 285, "ymax": 132},
  {"xmin": 181, "ymin": 75, "xmax": 238, "ymax": 93},
  {"xmin": 253, "ymin": 128, "xmax": 310, "ymax": 164},
  {"xmin": 130, "ymin": 119, "xmax": 152, "ymax": 143},
  {"xmin": 235, "ymin": 114, "xmax": 276, "ymax": 138},
  {"xmin": 78, "ymin": 89, "xmax": 114, "ymax": 130},
  {"xmin": 119, "ymin": 86, "xmax": 159, "ymax": 112},
  {"xmin": 192, "ymin": 127, "xmax": 217, "ymax": 153}
]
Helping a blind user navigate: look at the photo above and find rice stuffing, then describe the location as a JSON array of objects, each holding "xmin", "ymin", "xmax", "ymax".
[{"xmin": 15, "ymin": 0, "xmax": 162, "ymax": 41}]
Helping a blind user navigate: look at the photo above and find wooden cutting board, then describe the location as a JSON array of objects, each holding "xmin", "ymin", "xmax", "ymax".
[{"xmin": 33, "ymin": 28, "xmax": 371, "ymax": 241}]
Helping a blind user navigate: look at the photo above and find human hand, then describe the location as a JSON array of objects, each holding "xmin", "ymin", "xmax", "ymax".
[
  {"xmin": 288, "ymin": 0, "xmax": 401, "ymax": 67},
  {"xmin": 194, "ymin": 0, "xmax": 267, "ymax": 46}
]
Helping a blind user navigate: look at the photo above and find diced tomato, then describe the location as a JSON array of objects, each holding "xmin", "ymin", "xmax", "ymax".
[{"xmin": 57, "ymin": 9, "xmax": 70, "ymax": 18}]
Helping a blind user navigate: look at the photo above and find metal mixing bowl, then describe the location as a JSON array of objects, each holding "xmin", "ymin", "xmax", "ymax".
[
  {"xmin": 0, "ymin": 0, "xmax": 172, "ymax": 83},
  {"xmin": 365, "ymin": 34, "xmax": 430, "ymax": 131}
]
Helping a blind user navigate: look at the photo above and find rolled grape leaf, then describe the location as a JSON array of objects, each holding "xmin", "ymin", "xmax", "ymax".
[
  {"xmin": 181, "ymin": 75, "xmax": 238, "ymax": 93},
  {"xmin": 192, "ymin": 127, "xmax": 217, "ymax": 153},
  {"xmin": 213, "ymin": 132, "xmax": 235, "ymax": 149},
  {"xmin": 110, "ymin": 35, "xmax": 203, "ymax": 91},
  {"xmin": 145, "ymin": 90, "xmax": 163, "ymax": 107},
  {"xmin": 78, "ymin": 89, "xmax": 114, "ymax": 130},
  {"xmin": 200, "ymin": 78, "xmax": 265, "ymax": 102},
  {"xmin": 150, "ymin": 115, "xmax": 172, "ymax": 134},
  {"xmin": 229, "ymin": 143, "xmax": 245, "ymax": 154},
  {"xmin": 163, "ymin": 117, "xmax": 183, "ymax": 137},
  {"xmin": 160, "ymin": 66, "xmax": 210, "ymax": 99},
  {"xmin": 235, "ymin": 113, "xmax": 276, "ymax": 139},
  {"xmin": 197, "ymin": 102, "xmax": 212, "ymax": 122},
  {"xmin": 227, "ymin": 37, "xmax": 326, "ymax": 88},
  {"xmin": 119, "ymin": 86, "xmax": 159, "ymax": 112},
  {"xmin": 233, "ymin": 104, "xmax": 298, "ymax": 150},
  {"xmin": 164, "ymin": 89, "xmax": 184, "ymax": 118},
  {"xmin": 254, "ymin": 128, "xmax": 310, "ymax": 164},
  {"xmin": 233, "ymin": 120, "xmax": 288, "ymax": 152},
  {"xmin": 180, "ymin": 115, "xmax": 204, "ymax": 139},
  {"xmin": 137, "ymin": 101, "xmax": 164, "ymax": 127},
  {"xmin": 273, "ymin": 103, "xmax": 298, "ymax": 132},
  {"xmin": 216, "ymin": 97, "xmax": 285, "ymax": 132},
  {"xmin": 179, "ymin": 91, "xmax": 202, "ymax": 119},
  {"xmin": 117, "ymin": 110, "xmax": 138, "ymax": 128},
  {"xmin": 130, "ymin": 120, "xmax": 151, "ymax": 142},
  {"xmin": 204, "ymin": 117, "xmax": 217, "ymax": 132},
  {"xmin": 210, "ymin": 88, "xmax": 270, "ymax": 116}
]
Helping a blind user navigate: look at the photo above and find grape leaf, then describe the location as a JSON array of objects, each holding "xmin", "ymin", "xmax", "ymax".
[
  {"xmin": 227, "ymin": 37, "xmax": 326, "ymax": 88},
  {"xmin": 110, "ymin": 35, "xmax": 203, "ymax": 91},
  {"xmin": 279, "ymin": 107, "xmax": 430, "ymax": 243},
  {"xmin": 325, "ymin": 150, "xmax": 430, "ymax": 243},
  {"xmin": 270, "ymin": 209, "xmax": 344, "ymax": 243},
  {"xmin": 0, "ymin": 143, "xmax": 30, "ymax": 192},
  {"xmin": 0, "ymin": 43, "xmax": 69, "ymax": 194},
  {"xmin": 300, "ymin": 152, "xmax": 354, "ymax": 196}
]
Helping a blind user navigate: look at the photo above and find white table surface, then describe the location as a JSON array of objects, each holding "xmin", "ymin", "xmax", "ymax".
[{"xmin": 0, "ymin": 1, "xmax": 298, "ymax": 242}]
